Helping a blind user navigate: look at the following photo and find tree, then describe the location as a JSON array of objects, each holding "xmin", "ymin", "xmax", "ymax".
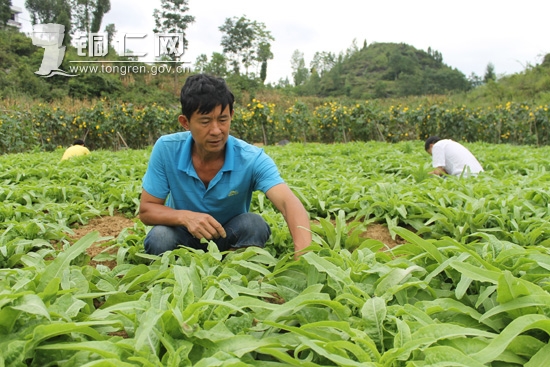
[
  {"xmin": 194, "ymin": 53, "xmax": 208, "ymax": 71},
  {"xmin": 153, "ymin": 0, "xmax": 195, "ymax": 52},
  {"xmin": 257, "ymin": 41, "xmax": 273, "ymax": 83},
  {"xmin": 427, "ymin": 46, "xmax": 443, "ymax": 63},
  {"xmin": 310, "ymin": 51, "xmax": 335, "ymax": 77},
  {"xmin": 25, "ymin": 0, "xmax": 72, "ymax": 44},
  {"xmin": 71, "ymin": 0, "xmax": 110, "ymax": 33},
  {"xmin": 303, "ymin": 68, "xmax": 320, "ymax": 95},
  {"xmin": 468, "ymin": 72, "xmax": 483, "ymax": 88},
  {"xmin": 194, "ymin": 52, "xmax": 228, "ymax": 77},
  {"xmin": 388, "ymin": 49, "xmax": 418, "ymax": 80},
  {"xmin": 219, "ymin": 15, "xmax": 274, "ymax": 78},
  {"xmin": 0, "ymin": 0, "xmax": 11, "ymax": 27},
  {"xmin": 345, "ymin": 38, "xmax": 359, "ymax": 58},
  {"xmin": 90, "ymin": 0, "xmax": 109, "ymax": 33},
  {"xmin": 484, "ymin": 62, "xmax": 496, "ymax": 83},
  {"xmin": 26, "ymin": 0, "xmax": 57, "ymax": 24},
  {"xmin": 104, "ymin": 23, "xmax": 116, "ymax": 50},
  {"xmin": 290, "ymin": 49, "xmax": 309, "ymax": 86}
]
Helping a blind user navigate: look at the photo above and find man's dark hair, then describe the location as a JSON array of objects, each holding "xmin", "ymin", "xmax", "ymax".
[
  {"xmin": 73, "ymin": 139, "xmax": 85, "ymax": 146},
  {"xmin": 180, "ymin": 74, "xmax": 235, "ymax": 121},
  {"xmin": 424, "ymin": 136, "xmax": 441, "ymax": 151}
]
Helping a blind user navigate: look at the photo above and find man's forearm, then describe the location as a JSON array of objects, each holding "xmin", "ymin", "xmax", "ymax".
[
  {"xmin": 139, "ymin": 204, "xmax": 191, "ymax": 227},
  {"xmin": 283, "ymin": 198, "xmax": 312, "ymax": 254}
]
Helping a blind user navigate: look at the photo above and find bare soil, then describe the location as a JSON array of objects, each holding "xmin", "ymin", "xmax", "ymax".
[
  {"xmin": 69, "ymin": 215, "xmax": 136, "ymax": 268},
  {"xmin": 69, "ymin": 216, "xmax": 405, "ymax": 269},
  {"xmin": 311, "ymin": 220, "xmax": 407, "ymax": 249},
  {"xmin": 359, "ymin": 223, "xmax": 407, "ymax": 249}
]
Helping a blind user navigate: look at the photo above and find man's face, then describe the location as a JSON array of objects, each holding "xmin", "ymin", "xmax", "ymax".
[
  {"xmin": 179, "ymin": 104, "xmax": 233, "ymax": 155},
  {"xmin": 426, "ymin": 145, "xmax": 433, "ymax": 155}
]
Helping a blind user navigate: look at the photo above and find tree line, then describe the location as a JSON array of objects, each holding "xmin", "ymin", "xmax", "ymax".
[{"xmin": 0, "ymin": 0, "xmax": 530, "ymax": 105}]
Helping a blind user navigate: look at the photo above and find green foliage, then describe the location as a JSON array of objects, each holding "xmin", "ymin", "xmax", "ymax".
[
  {"xmin": 25, "ymin": 0, "xmax": 72, "ymax": 44},
  {"xmin": 298, "ymin": 42, "xmax": 471, "ymax": 99},
  {"xmin": 231, "ymin": 98, "xmax": 278, "ymax": 144},
  {"xmin": 3, "ymin": 97, "xmax": 550, "ymax": 153},
  {"xmin": 484, "ymin": 62, "xmax": 497, "ymax": 83},
  {"xmin": 194, "ymin": 52, "xmax": 229, "ymax": 78},
  {"xmin": 462, "ymin": 60, "xmax": 550, "ymax": 105},
  {"xmin": 290, "ymin": 50, "xmax": 309, "ymax": 86},
  {"xmin": 2, "ymin": 26, "xmax": 550, "ymax": 110},
  {"xmin": 0, "ymin": 0, "xmax": 11, "ymax": 27},
  {"xmin": 0, "ymin": 100, "xmax": 180, "ymax": 152},
  {"xmin": 219, "ymin": 15, "xmax": 274, "ymax": 78},
  {"xmin": 3, "ymin": 142, "xmax": 550, "ymax": 365},
  {"xmin": 152, "ymin": 0, "xmax": 195, "ymax": 53},
  {"xmin": 0, "ymin": 27, "xmax": 181, "ymax": 103},
  {"xmin": 2, "ymin": 143, "xmax": 550, "ymax": 365}
]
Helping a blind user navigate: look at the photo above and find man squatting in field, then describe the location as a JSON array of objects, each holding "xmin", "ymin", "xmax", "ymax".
[
  {"xmin": 139, "ymin": 73, "xmax": 311, "ymax": 258},
  {"xmin": 425, "ymin": 136, "xmax": 484, "ymax": 177}
]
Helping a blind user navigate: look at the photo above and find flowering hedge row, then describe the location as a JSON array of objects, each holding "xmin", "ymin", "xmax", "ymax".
[
  {"xmin": 232, "ymin": 99, "xmax": 550, "ymax": 146},
  {"xmin": 1, "ymin": 99, "xmax": 549, "ymax": 153},
  {"xmin": 0, "ymin": 100, "xmax": 179, "ymax": 153}
]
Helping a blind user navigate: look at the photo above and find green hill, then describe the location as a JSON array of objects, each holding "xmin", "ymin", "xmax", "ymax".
[
  {"xmin": 0, "ymin": 27, "xmax": 181, "ymax": 106},
  {"xmin": 297, "ymin": 42, "xmax": 471, "ymax": 99},
  {"xmin": 457, "ymin": 53, "xmax": 550, "ymax": 104}
]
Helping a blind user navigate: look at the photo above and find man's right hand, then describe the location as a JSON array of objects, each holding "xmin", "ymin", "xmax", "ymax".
[
  {"xmin": 183, "ymin": 212, "xmax": 227, "ymax": 240},
  {"xmin": 140, "ymin": 190, "xmax": 226, "ymax": 240}
]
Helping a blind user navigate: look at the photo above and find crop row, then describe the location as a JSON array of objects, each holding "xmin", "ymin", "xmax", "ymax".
[
  {"xmin": 1, "ymin": 99, "xmax": 550, "ymax": 154},
  {"xmin": 2, "ymin": 142, "xmax": 550, "ymax": 365}
]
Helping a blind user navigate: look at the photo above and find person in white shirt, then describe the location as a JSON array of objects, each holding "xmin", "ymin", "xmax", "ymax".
[{"xmin": 424, "ymin": 136, "xmax": 484, "ymax": 177}]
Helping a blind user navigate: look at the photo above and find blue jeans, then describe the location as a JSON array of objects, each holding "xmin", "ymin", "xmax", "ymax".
[{"xmin": 143, "ymin": 213, "xmax": 271, "ymax": 255}]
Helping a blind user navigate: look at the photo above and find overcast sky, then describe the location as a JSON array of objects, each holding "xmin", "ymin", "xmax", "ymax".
[{"xmin": 12, "ymin": 0, "xmax": 550, "ymax": 84}]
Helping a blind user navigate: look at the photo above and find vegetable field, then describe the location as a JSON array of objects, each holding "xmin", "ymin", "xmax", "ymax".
[{"xmin": 2, "ymin": 141, "xmax": 550, "ymax": 366}]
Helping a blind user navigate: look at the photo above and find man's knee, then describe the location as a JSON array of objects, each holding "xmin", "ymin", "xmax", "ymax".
[
  {"xmin": 248, "ymin": 213, "xmax": 271, "ymax": 237},
  {"xmin": 228, "ymin": 213, "xmax": 271, "ymax": 248},
  {"xmin": 143, "ymin": 225, "xmax": 181, "ymax": 255}
]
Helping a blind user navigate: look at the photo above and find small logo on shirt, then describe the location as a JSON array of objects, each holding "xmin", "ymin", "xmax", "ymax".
[{"xmin": 228, "ymin": 190, "xmax": 239, "ymax": 197}]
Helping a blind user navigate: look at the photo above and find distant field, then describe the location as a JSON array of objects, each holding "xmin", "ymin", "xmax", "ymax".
[{"xmin": 2, "ymin": 140, "xmax": 550, "ymax": 366}]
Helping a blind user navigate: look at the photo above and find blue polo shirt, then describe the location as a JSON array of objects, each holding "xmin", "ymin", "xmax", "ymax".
[{"xmin": 142, "ymin": 132, "xmax": 284, "ymax": 225}]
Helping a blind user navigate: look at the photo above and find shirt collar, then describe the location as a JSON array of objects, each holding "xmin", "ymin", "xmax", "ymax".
[
  {"xmin": 221, "ymin": 136, "xmax": 235, "ymax": 172},
  {"xmin": 178, "ymin": 133, "xmax": 235, "ymax": 174}
]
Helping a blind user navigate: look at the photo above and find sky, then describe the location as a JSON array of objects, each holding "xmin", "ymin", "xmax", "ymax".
[{"xmin": 11, "ymin": 0, "xmax": 550, "ymax": 84}]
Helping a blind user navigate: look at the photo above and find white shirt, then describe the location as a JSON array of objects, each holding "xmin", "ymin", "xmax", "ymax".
[{"xmin": 432, "ymin": 139, "xmax": 483, "ymax": 176}]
